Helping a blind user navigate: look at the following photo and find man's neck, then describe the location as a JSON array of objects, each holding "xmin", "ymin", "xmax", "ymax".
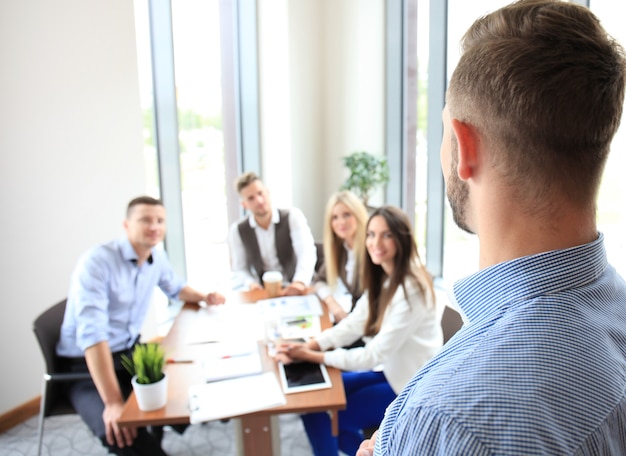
[
  {"xmin": 477, "ymin": 198, "xmax": 597, "ymax": 269},
  {"xmin": 131, "ymin": 243, "xmax": 152, "ymax": 266},
  {"xmin": 254, "ymin": 211, "xmax": 273, "ymax": 230}
]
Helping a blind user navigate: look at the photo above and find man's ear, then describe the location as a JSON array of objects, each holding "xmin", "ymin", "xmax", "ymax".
[{"xmin": 451, "ymin": 118, "xmax": 479, "ymax": 181}]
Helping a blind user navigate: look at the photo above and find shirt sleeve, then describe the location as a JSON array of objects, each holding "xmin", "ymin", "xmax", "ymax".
[
  {"xmin": 317, "ymin": 293, "xmax": 370, "ymax": 351},
  {"xmin": 155, "ymin": 250, "xmax": 186, "ymax": 299},
  {"xmin": 73, "ymin": 251, "xmax": 115, "ymax": 352},
  {"xmin": 314, "ymin": 263, "xmax": 333, "ymax": 301},
  {"xmin": 228, "ymin": 221, "xmax": 258, "ymax": 288},
  {"xmin": 288, "ymin": 208, "xmax": 317, "ymax": 285},
  {"xmin": 321, "ymin": 285, "xmax": 425, "ymax": 372},
  {"xmin": 377, "ymin": 403, "xmax": 491, "ymax": 456}
]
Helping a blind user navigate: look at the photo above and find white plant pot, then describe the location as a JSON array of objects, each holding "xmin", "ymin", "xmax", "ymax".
[{"xmin": 131, "ymin": 373, "xmax": 168, "ymax": 411}]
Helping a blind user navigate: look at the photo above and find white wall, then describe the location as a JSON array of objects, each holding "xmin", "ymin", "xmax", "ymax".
[{"xmin": 0, "ymin": 0, "xmax": 144, "ymax": 414}]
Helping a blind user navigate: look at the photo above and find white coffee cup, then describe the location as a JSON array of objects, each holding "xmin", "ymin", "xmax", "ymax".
[{"xmin": 262, "ymin": 271, "xmax": 283, "ymax": 298}]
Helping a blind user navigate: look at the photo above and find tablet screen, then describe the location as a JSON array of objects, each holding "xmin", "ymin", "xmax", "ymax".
[{"xmin": 278, "ymin": 361, "xmax": 332, "ymax": 394}]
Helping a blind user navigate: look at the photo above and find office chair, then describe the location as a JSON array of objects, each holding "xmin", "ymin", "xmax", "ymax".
[
  {"xmin": 441, "ymin": 305, "xmax": 464, "ymax": 344},
  {"xmin": 32, "ymin": 298, "xmax": 92, "ymax": 456},
  {"xmin": 314, "ymin": 242, "xmax": 325, "ymax": 274}
]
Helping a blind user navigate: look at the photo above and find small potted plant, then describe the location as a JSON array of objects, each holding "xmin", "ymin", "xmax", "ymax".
[
  {"xmin": 341, "ymin": 151, "xmax": 390, "ymax": 207},
  {"xmin": 121, "ymin": 342, "xmax": 168, "ymax": 411}
]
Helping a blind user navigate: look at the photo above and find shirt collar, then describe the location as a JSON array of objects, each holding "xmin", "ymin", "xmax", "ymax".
[
  {"xmin": 119, "ymin": 237, "xmax": 154, "ymax": 265},
  {"xmin": 453, "ymin": 233, "xmax": 607, "ymax": 324},
  {"xmin": 249, "ymin": 208, "xmax": 280, "ymax": 228}
]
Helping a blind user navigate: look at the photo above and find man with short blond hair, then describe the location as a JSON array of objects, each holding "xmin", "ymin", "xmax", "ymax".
[{"xmin": 229, "ymin": 172, "xmax": 317, "ymax": 295}]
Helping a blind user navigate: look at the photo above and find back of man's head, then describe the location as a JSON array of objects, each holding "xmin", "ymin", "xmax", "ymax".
[
  {"xmin": 127, "ymin": 196, "xmax": 163, "ymax": 218},
  {"xmin": 447, "ymin": 0, "xmax": 626, "ymax": 207}
]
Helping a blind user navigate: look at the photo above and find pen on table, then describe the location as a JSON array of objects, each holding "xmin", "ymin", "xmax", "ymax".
[
  {"xmin": 220, "ymin": 352, "xmax": 254, "ymax": 359},
  {"xmin": 166, "ymin": 358, "xmax": 194, "ymax": 364},
  {"xmin": 286, "ymin": 318, "xmax": 308, "ymax": 326}
]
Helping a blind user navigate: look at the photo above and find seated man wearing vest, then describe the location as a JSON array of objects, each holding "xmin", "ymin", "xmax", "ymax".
[{"xmin": 228, "ymin": 172, "xmax": 317, "ymax": 295}]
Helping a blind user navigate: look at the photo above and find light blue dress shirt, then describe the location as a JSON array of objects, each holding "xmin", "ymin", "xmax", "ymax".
[
  {"xmin": 56, "ymin": 237, "xmax": 185, "ymax": 357},
  {"xmin": 375, "ymin": 234, "xmax": 626, "ymax": 455}
]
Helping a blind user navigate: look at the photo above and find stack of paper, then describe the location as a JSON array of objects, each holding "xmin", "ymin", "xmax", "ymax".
[{"xmin": 188, "ymin": 372, "xmax": 286, "ymax": 424}]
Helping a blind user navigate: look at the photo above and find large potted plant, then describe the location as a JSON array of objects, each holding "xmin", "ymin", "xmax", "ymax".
[
  {"xmin": 341, "ymin": 151, "xmax": 390, "ymax": 206},
  {"xmin": 121, "ymin": 342, "xmax": 168, "ymax": 411}
]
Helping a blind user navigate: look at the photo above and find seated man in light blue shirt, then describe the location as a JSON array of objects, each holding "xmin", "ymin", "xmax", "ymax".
[
  {"xmin": 57, "ymin": 196, "xmax": 225, "ymax": 456},
  {"xmin": 358, "ymin": 1, "xmax": 626, "ymax": 455}
]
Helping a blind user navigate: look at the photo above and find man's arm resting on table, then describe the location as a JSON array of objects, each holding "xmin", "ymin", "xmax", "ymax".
[
  {"xmin": 84, "ymin": 341, "xmax": 137, "ymax": 448},
  {"xmin": 178, "ymin": 285, "xmax": 226, "ymax": 305}
]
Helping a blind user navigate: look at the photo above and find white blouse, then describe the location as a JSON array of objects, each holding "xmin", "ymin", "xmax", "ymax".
[{"xmin": 316, "ymin": 279, "xmax": 444, "ymax": 394}]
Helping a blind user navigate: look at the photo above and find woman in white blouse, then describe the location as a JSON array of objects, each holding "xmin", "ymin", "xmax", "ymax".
[
  {"xmin": 314, "ymin": 190, "xmax": 369, "ymax": 322},
  {"xmin": 277, "ymin": 206, "xmax": 443, "ymax": 456}
]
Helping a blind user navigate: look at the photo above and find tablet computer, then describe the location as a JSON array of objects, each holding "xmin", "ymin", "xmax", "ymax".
[{"xmin": 277, "ymin": 361, "xmax": 332, "ymax": 394}]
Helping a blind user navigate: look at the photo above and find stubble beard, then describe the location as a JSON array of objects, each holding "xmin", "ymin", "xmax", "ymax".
[{"xmin": 447, "ymin": 141, "xmax": 474, "ymax": 235}]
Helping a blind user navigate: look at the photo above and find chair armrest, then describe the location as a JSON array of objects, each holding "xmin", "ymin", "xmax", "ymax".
[{"xmin": 44, "ymin": 372, "xmax": 92, "ymax": 383}]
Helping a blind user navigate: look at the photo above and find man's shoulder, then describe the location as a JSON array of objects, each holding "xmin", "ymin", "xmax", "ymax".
[
  {"xmin": 230, "ymin": 216, "xmax": 252, "ymax": 232},
  {"xmin": 78, "ymin": 238, "xmax": 121, "ymax": 263}
]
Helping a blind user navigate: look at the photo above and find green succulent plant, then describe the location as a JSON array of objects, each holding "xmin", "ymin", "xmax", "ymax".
[
  {"xmin": 341, "ymin": 151, "xmax": 390, "ymax": 206},
  {"xmin": 121, "ymin": 342, "xmax": 166, "ymax": 385}
]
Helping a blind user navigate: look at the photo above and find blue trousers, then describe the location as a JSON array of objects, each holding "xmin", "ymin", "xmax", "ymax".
[{"xmin": 301, "ymin": 370, "xmax": 395, "ymax": 456}]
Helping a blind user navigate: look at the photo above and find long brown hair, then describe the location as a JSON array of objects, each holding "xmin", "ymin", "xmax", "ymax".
[{"xmin": 363, "ymin": 206, "xmax": 434, "ymax": 336}]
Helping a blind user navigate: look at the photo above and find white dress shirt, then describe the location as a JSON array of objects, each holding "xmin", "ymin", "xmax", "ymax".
[
  {"xmin": 317, "ymin": 278, "xmax": 444, "ymax": 394},
  {"xmin": 228, "ymin": 207, "xmax": 317, "ymax": 289}
]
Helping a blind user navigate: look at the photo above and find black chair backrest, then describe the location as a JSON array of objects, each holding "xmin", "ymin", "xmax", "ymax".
[
  {"xmin": 314, "ymin": 242, "xmax": 324, "ymax": 274},
  {"xmin": 33, "ymin": 299, "xmax": 67, "ymax": 375}
]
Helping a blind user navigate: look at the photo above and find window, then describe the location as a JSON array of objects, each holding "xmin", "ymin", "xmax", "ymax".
[
  {"xmin": 170, "ymin": 0, "xmax": 231, "ymax": 290},
  {"xmin": 589, "ymin": 0, "xmax": 626, "ymax": 276}
]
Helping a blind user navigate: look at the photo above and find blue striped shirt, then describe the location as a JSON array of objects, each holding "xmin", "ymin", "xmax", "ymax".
[
  {"xmin": 375, "ymin": 234, "xmax": 626, "ymax": 455},
  {"xmin": 57, "ymin": 237, "xmax": 185, "ymax": 357}
]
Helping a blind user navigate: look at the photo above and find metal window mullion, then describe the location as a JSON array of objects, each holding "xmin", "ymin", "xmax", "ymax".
[
  {"xmin": 149, "ymin": 0, "xmax": 186, "ymax": 281},
  {"xmin": 425, "ymin": 0, "xmax": 447, "ymax": 277},
  {"xmin": 386, "ymin": 0, "xmax": 405, "ymax": 210},
  {"xmin": 220, "ymin": 0, "xmax": 261, "ymax": 226}
]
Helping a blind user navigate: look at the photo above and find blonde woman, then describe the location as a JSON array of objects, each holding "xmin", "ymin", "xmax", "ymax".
[{"xmin": 314, "ymin": 190, "xmax": 369, "ymax": 322}]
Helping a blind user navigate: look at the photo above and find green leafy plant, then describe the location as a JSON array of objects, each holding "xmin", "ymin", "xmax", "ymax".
[
  {"xmin": 121, "ymin": 342, "xmax": 166, "ymax": 385},
  {"xmin": 341, "ymin": 151, "xmax": 390, "ymax": 206}
]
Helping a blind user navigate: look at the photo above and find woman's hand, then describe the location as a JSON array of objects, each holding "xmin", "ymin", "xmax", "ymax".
[
  {"xmin": 274, "ymin": 351, "xmax": 294, "ymax": 364},
  {"xmin": 276, "ymin": 341, "xmax": 324, "ymax": 364}
]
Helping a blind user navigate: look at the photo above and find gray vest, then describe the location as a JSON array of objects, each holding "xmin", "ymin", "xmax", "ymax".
[{"xmin": 237, "ymin": 209, "xmax": 296, "ymax": 283}]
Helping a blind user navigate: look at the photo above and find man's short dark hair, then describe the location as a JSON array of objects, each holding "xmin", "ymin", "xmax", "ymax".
[
  {"xmin": 235, "ymin": 172, "xmax": 262, "ymax": 194},
  {"xmin": 127, "ymin": 196, "xmax": 163, "ymax": 217},
  {"xmin": 447, "ymin": 0, "xmax": 626, "ymax": 208}
]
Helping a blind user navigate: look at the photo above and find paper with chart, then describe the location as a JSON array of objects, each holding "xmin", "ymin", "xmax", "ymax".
[{"xmin": 256, "ymin": 294, "xmax": 323, "ymax": 319}]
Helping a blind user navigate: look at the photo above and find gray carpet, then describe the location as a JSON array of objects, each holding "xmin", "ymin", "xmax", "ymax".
[{"xmin": 0, "ymin": 413, "xmax": 315, "ymax": 456}]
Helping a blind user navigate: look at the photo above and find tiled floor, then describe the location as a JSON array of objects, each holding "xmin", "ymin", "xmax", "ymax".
[{"xmin": 0, "ymin": 413, "xmax": 314, "ymax": 456}]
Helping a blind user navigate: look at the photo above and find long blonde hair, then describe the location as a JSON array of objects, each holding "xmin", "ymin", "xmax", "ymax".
[{"xmin": 322, "ymin": 191, "xmax": 369, "ymax": 293}]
